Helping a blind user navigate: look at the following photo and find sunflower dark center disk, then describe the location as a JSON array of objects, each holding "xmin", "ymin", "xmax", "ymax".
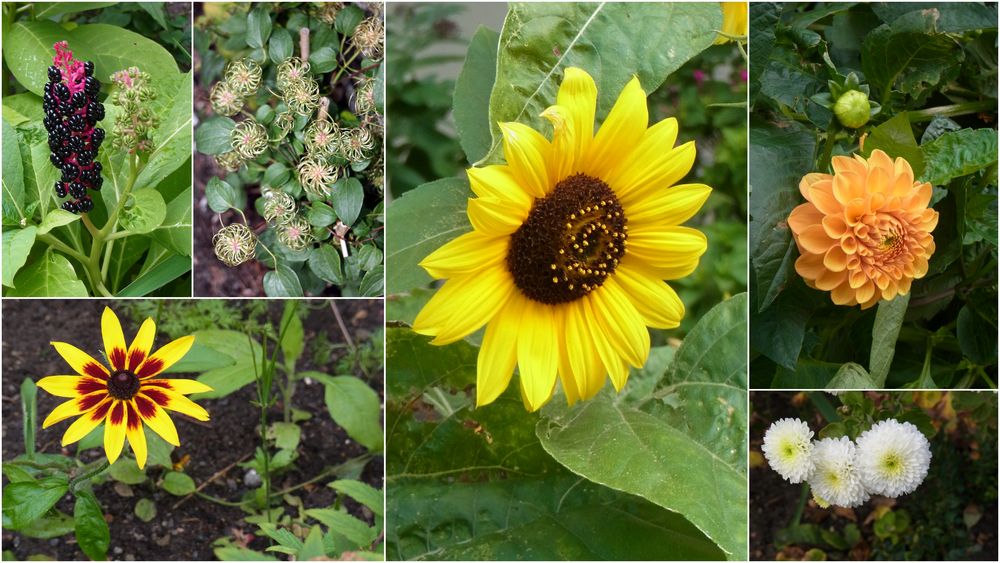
[
  {"xmin": 107, "ymin": 370, "xmax": 140, "ymax": 400},
  {"xmin": 506, "ymin": 173, "xmax": 627, "ymax": 304}
]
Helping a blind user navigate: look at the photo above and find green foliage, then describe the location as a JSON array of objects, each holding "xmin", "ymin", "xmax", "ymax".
[
  {"xmin": 1, "ymin": 3, "xmax": 193, "ymax": 297},
  {"xmin": 750, "ymin": 2, "xmax": 998, "ymax": 388},
  {"xmin": 195, "ymin": 2, "xmax": 384, "ymax": 297}
]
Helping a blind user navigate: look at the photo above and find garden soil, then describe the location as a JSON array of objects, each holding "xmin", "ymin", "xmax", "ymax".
[{"xmin": 2, "ymin": 299, "xmax": 383, "ymax": 560}]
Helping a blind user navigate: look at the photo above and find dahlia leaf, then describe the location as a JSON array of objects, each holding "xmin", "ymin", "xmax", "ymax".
[
  {"xmin": 862, "ymin": 112, "xmax": 925, "ymax": 177},
  {"xmin": 869, "ymin": 293, "xmax": 910, "ymax": 386},
  {"xmin": 920, "ymin": 128, "xmax": 999, "ymax": 187},
  {"xmin": 861, "ymin": 11, "xmax": 962, "ymax": 102},
  {"xmin": 826, "ymin": 362, "xmax": 878, "ymax": 389}
]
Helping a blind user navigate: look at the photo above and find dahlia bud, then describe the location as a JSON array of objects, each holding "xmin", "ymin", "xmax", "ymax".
[
  {"xmin": 276, "ymin": 57, "xmax": 311, "ymax": 92},
  {"xmin": 224, "ymin": 59, "xmax": 262, "ymax": 97},
  {"xmin": 210, "ymin": 80, "xmax": 243, "ymax": 117},
  {"xmin": 297, "ymin": 156, "xmax": 340, "ymax": 198},
  {"xmin": 230, "ymin": 119, "xmax": 269, "ymax": 160},
  {"xmin": 833, "ymin": 90, "xmax": 871, "ymax": 129},
  {"xmin": 277, "ymin": 214, "xmax": 314, "ymax": 251},
  {"xmin": 44, "ymin": 41, "xmax": 105, "ymax": 214},
  {"xmin": 213, "ymin": 223, "xmax": 258, "ymax": 267},
  {"xmin": 353, "ymin": 17, "xmax": 384, "ymax": 60},
  {"xmin": 110, "ymin": 67, "xmax": 158, "ymax": 154},
  {"xmin": 262, "ymin": 190, "xmax": 297, "ymax": 225}
]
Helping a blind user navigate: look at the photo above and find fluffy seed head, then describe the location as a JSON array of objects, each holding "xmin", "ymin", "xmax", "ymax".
[
  {"xmin": 213, "ymin": 224, "xmax": 257, "ymax": 267},
  {"xmin": 210, "ymin": 81, "xmax": 243, "ymax": 117},
  {"xmin": 230, "ymin": 119, "xmax": 268, "ymax": 160}
]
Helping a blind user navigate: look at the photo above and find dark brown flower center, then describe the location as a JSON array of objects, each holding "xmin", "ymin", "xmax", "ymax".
[
  {"xmin": 506, "ymin": 173, "xmax": 627, "ymax": 304},
  {"xmin": 107, "ymin": 370, "xmax": 140, "ymax": 400}
]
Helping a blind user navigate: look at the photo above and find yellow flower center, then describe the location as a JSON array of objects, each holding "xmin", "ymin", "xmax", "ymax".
[
  {"xmin": 507, "ymin": 173, "xmax": 627, "ymax": 304},
  {"xmin": 108, "ymin": 369, "xmax": 140, "ymax": 400}
]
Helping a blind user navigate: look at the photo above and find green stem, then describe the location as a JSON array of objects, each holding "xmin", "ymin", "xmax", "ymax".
[
  {"xmin": 791, "ymin": 482, "xmax": 810, "ymax": 526},
  {"xmin": 818, "ymin": 121, "xmax": 838, "ymax": 172},
  {"xmin": 907, "ymin": 101, "xmax": 995, "ymax": 123},
  {"xmin": 36, "ymin": 233, "xmax": 88, "ymax": 263},
  {"xmin": 78, "ymin": 153, "xmax": 142, "ymax": 295},
  {"xmin": 69, "ymin": 459, "xmax": 110, "ymax": 492},
  {"xmin": 330, "ymin": 46, "xmax": 362, "ymax": 87}
]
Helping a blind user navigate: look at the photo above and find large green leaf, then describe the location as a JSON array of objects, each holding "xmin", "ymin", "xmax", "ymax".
[
  {"xmin": 385, "ymin": 177, "xmax": 472, "ymax": 295},
  {"xmin": 2, "ymin": 118, "xmax": 27, "ymax": 223},
  {"xmin": 192, "ymin": 330, "xmax": 264, "ymax": 399},
  {"xmin": 826, "ymin": 362, "xmax": 878, "ymax": 389},
  {"xmin": 195, "ymin": 117, "xmax": 237, "ymax": 155},
  {"xmin": 309, "ymin": 373, "xmax": 383, "ymax": 452},
  {"xmin": 2, "ymin": 476, "xmax": 69, "ymax": 529},
  {"xmin": 481, "ymin": 2, "xmax": 722, "ymax": 164},
  {"xmin": 920, "ymin": 128, "xmax": 998, "ymax": 186},
  {"xmin": 74, "ymin": 489, "xmax": 110, "ymax": 561},
  {"xmin": 862, "ymin": 113, "xmax": 924, "ymax": 178},
  {"xmin": 135, "ymin": 72, "xmax": 193, "ymax": 190},
  {"xmin": 2, "ymin": 227, "xmax": 37, "ymax": 287},
  {"xmin": 4, "ymin": 21, "xmax": 179, "ymax": 96},
  {"xmin": 148, "ymin": 186, "xmax": 193, "ymax": 256},
  {"xmin": 869, "ymin": 294, "xmax": 910, "ymax": 386},
  {"xmin": 453, "ymin": 26, "xmax": 500, "ymax": 164},
  {"xmin": 114, "ymin": 254, "xmax": 190, "ymax": 297},
  {"xmin": 33, "ymin": 2, "xmax": 116, "ymax": 19},
  {"xmin": 7, "ymin": 251, "xmax": 88, "ymax": 297}
]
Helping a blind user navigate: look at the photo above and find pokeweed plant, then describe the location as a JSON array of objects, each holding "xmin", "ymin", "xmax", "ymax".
[
  {"xmin": 194, "ymin": 2, "xmax": 385, "ymax": 297},
  {"xmin": 749, "ymin": 3, "xmax": 998, "ymax": 389},
  {"xmin": 1, "ymin": 3, "xmax": 194, "ymax": 297}
]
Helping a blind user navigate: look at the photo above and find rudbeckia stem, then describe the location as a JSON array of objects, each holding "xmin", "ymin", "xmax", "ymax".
[{"xmin": 69, "ymin": 459, "xmax": 110, "ymax": 492}]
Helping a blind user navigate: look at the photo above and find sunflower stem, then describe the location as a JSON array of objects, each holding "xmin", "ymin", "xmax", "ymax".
[{"xmin": 69, "ymin": 459, "xmax": 111, "ymax": 492}]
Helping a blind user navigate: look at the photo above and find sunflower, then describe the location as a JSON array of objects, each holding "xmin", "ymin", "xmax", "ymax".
[
  {"xmin": 37, "ymin": 307, "xmax": 212, "ymax": 468},
  {"xmin": 715, "ymin": 3, "xmax": 748, "ymax": 44},
  {"xmin": 788, "ymin": 149, "xmax": 938, "ymax": 309},
  {"xmin": 413, "ymin": 67, "xmax": 710, "ymax": 412}
]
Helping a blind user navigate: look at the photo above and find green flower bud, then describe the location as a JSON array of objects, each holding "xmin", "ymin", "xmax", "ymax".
[{"xmin": 833, "ymin": 90, "xmax": 871, "ymax": 129}]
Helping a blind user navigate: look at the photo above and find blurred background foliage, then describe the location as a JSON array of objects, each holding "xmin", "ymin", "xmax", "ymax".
[
  {"xmin": 750, "ymin": 391, "xmax": 998, "ymax": 561},
  {"xmin": 386, "ymin": 1, "xmax": 748, "ymax": 339}
]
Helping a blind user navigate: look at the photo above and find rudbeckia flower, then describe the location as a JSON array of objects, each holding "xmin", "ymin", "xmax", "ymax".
[
  {"xmin": 715, "ymin": 3, "xmax": 748, "ymax": 44},
  {"xmin": 413, "ymin": 67, "xmax": 710, "ymax": 411},
  {"xmin": 788, "ymin": 149, "xmax": 938, "ymax": 309},
  {"xmin": 37, "ymin": 307, "xmax": 212, "ymax": 468}
]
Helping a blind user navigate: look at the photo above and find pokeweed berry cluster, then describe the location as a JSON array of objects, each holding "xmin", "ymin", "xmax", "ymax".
[{"xmin": 43, "ymin": 41, "xmax": 105, "ymax": 214}]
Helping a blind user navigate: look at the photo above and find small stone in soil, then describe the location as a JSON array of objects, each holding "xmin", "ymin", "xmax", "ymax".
[{"xmin": 244, "ymin": 468, "xmax": 262, "ymax": 488}]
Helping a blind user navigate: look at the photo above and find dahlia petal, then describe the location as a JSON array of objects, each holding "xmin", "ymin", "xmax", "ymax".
[
  {"xmin": 420, "ymin": 231, "xmax": 507, "ymax": 279},
  {"xmin": 585, "ymin": 76, "xmax": 648, "ymax": 179},
  {"xmin": 856, "ymin": 280, "xmax": 876, "ymax": 304},
  {"xmin": 797, "ymin": 224, "xmax": 835, "ymax": 255},
  {"xmin": 412, "ymin": 268, "xmax": 514, "ymax": 345},
  {"xmin": 615, "ymin": 140, "xmax": 697, "ymax": 206},
  {"xmin": 626, "ymin": 225, "xmax": 707, "ymax": 275},
  {"xmin": 867, "ymin": 149, "xmax": 894, "ymax": 177},
  {"xmin": 815, "ymin": 268, "xmax": 847, "ymax": 291},
  {"xmin": 787, "ymin": 203, "xmax": 824, "ymax": 236},
  {"xmin": 499, "ymin": 122, "xmax": 551, "ymax": 198},
  {"xmin": 833, "ymin": 171, "xmax": 865, "ymax": 203},
  {"xmin": 848, "ymin": 269, "xmax": 867, "ymax": 289},
  {"xmin": 136, "ymin": 335, "xmax": 194, "ymax": 379},
  {"xmin": 127, "ymin": 318, "xmax": 156, "ymax": 371},
  {"xmin": 468, "ymin": 197, "xmax": 525, "ymax": 236},
  {"xmin": 866, "ymin": 166, "xmax": 891, "ymax": 197},
  {"xmin": 808, "ymin": 184, "xmax": 842, "ymax": 215},
  {"xmin": 557, "ymin": 67, "xmax": 597, "ymax": 166},
  {"xmin": 37, "ymin": 375, "xmax": 99, "ymax": 398},
  {"xmin": 823, "ymin": 246, "xmax": 849, "ymax": 273},
  {"xmin": 101, "ymin": 307, "xmax": 128, "ymax": 371},
  {"xmin": 126, "ymin": 401, "xmax": 147, "ymax": 469},
  {"xmin": 516, "ymin": 299, "xmax": 558, "ymax": 412},
  {"xmin": 907, "ymin": 182, "xmax": 933, "ymax": 211},
  {"xmin": 104, "ymin": 401, "xmax": 128, "ymax": 465},
  {"xmin": 61, "ymin": 398, "xmax": 111, "ymax": 446},
  {"xmin": 625, "ymin": 183, "xmax": 711, "ymax": 228},
  {"xmin": 466, "ymin": 165, "xmax": 533, "ymax": 212},
  {"xmin": 565, "ymin": 302, "xmax": 608, "ymax": 402},
  {"xmin": 799, "ymin": 173, "xmax": 832, "ymax": 200},
  {"xmin": 135, "ymin": 395, "xmax": 180, "ymax": 446},
  {"xmin": 795, "ymin": 253, "xmax": 826, "ymax": 281},
  {"xmin": 614, "ymin": 265, "xmax": 684, "ymax": 329},
  {"xmin": 143, "ymin": 378, "xmax": 214, "ymax": 396},
  {"xmin": 830, "ymin": 282, "xmax": 856, "ymax": 305},
  {"xmin": 51, "ymin": 342, "xmax": 109, "ymax": 380},
  {"xmin": 474, "ymin": 295, "xmax": 521, "ymax": 408},
  {"xmin": 588, "ymin": 278, "xmax": 649, "ymax": 369},
  {"xmin": 892, "ymin": 161, "xmax": 915, "ymax": 197},
  {"xmin": 831, "ymin": 155, "xmax": 866, "ymax": 177}
]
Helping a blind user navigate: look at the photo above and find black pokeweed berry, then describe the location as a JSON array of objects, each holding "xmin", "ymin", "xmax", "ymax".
[{"xmin": 45, "ymin": 41, "xmax": 105, "ymax": 214}]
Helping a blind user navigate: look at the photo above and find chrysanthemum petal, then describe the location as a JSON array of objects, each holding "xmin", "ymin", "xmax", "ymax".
[
  {"xmin": 141, "ymin": 387, "xmax": 210, "ymax": 421},
  {"xmin": 466, "ymin": 165, "xmax": 533, "ymax": 212},
  {"xmin": 104, "ymin": 401, "xmax": 128, "ymax": 465},
  {"xmin": 588, "ymin": 278, "xmax": 649, "ymax": 368},
  {"xmin": 475, "ymin": 296, "xmax": 520, "ymax": 408},
  {"xmin": 624, "ymin": 182, "xmax": 711, "ymax": 229},
  {"xmin": 468, "ymin": 197, "xmax": 525, "ymax": 236},
  {"xmin": 127, "ymin": 318, "xmax": 156, "ymax": 371},
  {"xmin": 499, "ymin": 122, "xmax": 551, "ymax": 198},
  {"xmin": 420, "ymin": 231, "xmax": 507, "ymax": 280},
  {"xmin": 61, "ymin": 398, "xmax": 112, "ymax": 446},
  {"xmin": 125, "ymin": 401, "xmax": 147, "ymax": 469},
  {"xmin": 585, "ymin": 76, "xmax": 648, "ymax": 179},
  {"xmin": 557, "ymin": 67, "xmax": 597, "ymax": 166},
  {"xmin": 614, "ymin": 265, "xmax": 684, "ymax": 329},
  {"xmin": 626, "ymin": 225, "xmax": 707, "ymax": 277},
  {"xmin": 134, "ymin": 394, "xmax": 180, "ymax": 446},
  {"xmin": 101, "ymin": 307, "xmax": 128, "ymax": 371},
  {"xmin": 51, "ymin": 342, "xmax": 109, "ymax": 380},
  {"xmin": 142, "ymin": 378, "xmax": 214, "ymax": 396},
  {"xmin": 136, "ymin": 335, "xmax": 195, "ymax": 379},
  {"xmin": 37, "ymin": 375, "xmax": 104, "ymax": 398},
  {"xmin": 413, "ymin": 267, "xmax": 514, "ymax": 345},
  {"xmin": 516, "ymin": 299, "xmax": 559, "ymax": 412}
]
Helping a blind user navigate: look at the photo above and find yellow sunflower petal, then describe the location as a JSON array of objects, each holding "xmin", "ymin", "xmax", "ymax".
[
  {"xmin": 499, "ymin": 122, "xmax": 551, "ymax": 198},
  {"xmin": 581, "ymin": 297, "xmax": 630, "ymax": 391},
  {"xmin": 565, "ymin": 301, "xmax": 607, "ymax": 401},
  {"xmin": 413, "ymin": 267, "xmax": 515, "ymax": 345},
  {"xmin": 468, "ymin": 197, "xmax": 526, "ymax": 236},
  {"xmin": 125, "ymin": 401, "xmax": 147, "ymax": 469},
  {"xmin": 475, "ymin": 295, "xmax": 522, "ymax": 408},
  {"xmin": 540, "ymin": 104, "xmax": 577, "ymax": 183},
  {"xmin": 127, "ymin": 318, "xmax": 156, "ymax": 371},
  {"xmin": 614, "ymin": 265, "xmax": 685, "ymax": 329},
  {"xmin": 101, "ymin": 307, "xmax": 128, "ymax": 371},
  {"xmin": 585, "ymin": 76, "xmax": 648, "ymax": 179},
  {"xmin": 626, "ymin": 225, "xmax": 708, "ymax": 277},
  {"xmin": 625, "ymin": 182, "xmax": 712, "ymax": 228},
  {"xmin": 557, "ymin": 67, "xmax": 597, "ymax": 167},
  {"xmin": 142, "ymin": 378, "xmax": 214, "ymax": 395},
  {"xmin": 516, "ymin": 300, "xmax": 559, "ymax": 413},
  {"xmin": 466, "ymin": 165, "xmax": 533, "ymax": 212},
  {"xmin": 104, "ymin": 401, "xmax": 128, "ymax": 465},
  {"xmin": 136, "ymin": 335, "xmax": 195, "ymax": 379},
  {"xmin": 420, "ymin": 231, "xmax": 507, "ymax": 280},
  {"xmin": 135, "ymin": 395, "xmax": 180, "ymax": 446},
  {"xmin": 588, "ymin": 278, "xmax": 649, "ymax": 368},
  {"xmin": 51, "ymin": 342, "xmax": 109, "ymax": 380},
  {"xmin": 61, "ymin": 398, "xmax": 112, "ymax": 446},
  {"xmin": 556, "ymin": 326, "xmax": 581, "ymax": 406}
]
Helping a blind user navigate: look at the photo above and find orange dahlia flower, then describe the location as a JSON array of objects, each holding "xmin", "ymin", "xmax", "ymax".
[{"xmin": 788, "ymin": 149, "xmax": 938, "ymax": 309}]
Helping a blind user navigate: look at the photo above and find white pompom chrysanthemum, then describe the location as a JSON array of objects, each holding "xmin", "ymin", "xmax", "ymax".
[
  {"xmin": 762, "ymin": 418, "xmax": 815, "ymax": 483},
  {"xmin": 808, "ymin": 436, "xmax": 869, "ymax": 508},
  {"xmin": 855, "ymin": 419, "xmax": 932, "ymax": 497}
]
